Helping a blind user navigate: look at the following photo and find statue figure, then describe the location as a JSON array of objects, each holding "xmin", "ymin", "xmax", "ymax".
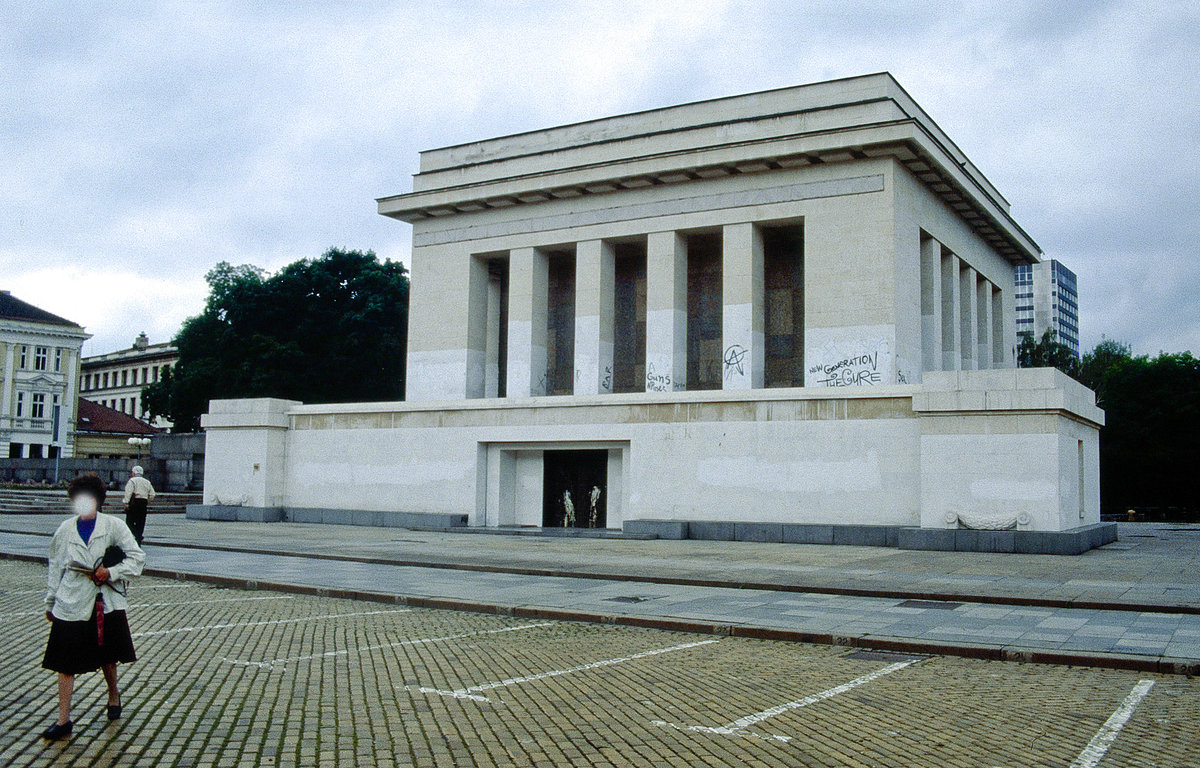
[
  {"xmin": 562, "ymin": 490, "xmax": 574, "ymax": 527},
  {"xmin": 589, "ymin": 485, "xmax": 602, "ymax": 528}
]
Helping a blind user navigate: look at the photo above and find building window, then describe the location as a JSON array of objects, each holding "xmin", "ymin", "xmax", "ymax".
[
  {"xmin": 120, "ymin": 397, "xmax": 126, "ymax": 412},
  {"xmin": 15, "ymin": 392, "xmax": 24, "ymax": 417},
  {"xmin": 103, "ymin": 371, "xmax": 110, "ymax": 388},
  {"xmin": 54, "ymin": 348, "xmax": 62, "ymax": 372},
  {"xmin": 31, "ymin": 393, "xmax": 45, "ymax": 419},
  {"xmin": 34, "ymin": 346, "xmax": 48, "ymax": 371},
  {"xmin": 29, "ymin": 443, "xmax": 43, "ymax": 459},
  {"xmin": 122, "ymin": 369, "xmax": 128, "ymax": 386},
  {"xmin": 18, "ymin": 346, "xmax": 27, "ymax": 369}
]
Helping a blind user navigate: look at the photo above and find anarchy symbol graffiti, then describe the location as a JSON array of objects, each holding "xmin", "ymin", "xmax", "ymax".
[{"xmin": 723, "ymin": 344, "xmax": 748, "ymax": 378}]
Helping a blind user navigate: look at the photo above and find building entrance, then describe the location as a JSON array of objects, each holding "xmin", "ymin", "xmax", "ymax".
[{"xmin": 542, "ymin": 449, "xmax": 608, "ymax": 529}]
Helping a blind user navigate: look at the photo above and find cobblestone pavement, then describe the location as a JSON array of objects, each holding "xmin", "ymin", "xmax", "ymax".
[
  {"xmin": 2, "ymin": 531, "xmax": 1198, "ymax": 668},
  {"xmin": 3, "ymin": 515, "xmax": 1196, "ymax": 611},
  {"xmin": 2, "ymin": 561, "xmax": 1197, "ymax": 768}
]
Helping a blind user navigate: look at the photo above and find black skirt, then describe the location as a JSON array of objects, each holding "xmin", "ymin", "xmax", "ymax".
[{"xmin": 42, "ymin": 608, "xmax": 136, "ymax": 675}]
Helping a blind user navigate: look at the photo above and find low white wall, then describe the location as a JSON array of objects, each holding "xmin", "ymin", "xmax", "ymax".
[{"xmin": 201, "ymin": 369, "xmax": 1103, "ymax": 533}]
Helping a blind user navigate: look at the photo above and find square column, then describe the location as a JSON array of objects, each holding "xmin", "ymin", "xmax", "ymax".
[
  {"xmin": 574, "ymin": 239, "xmax": 615, "ymax": 395},
  {"xmin": 940, "ymin": 251, "xmax": 961, "ymax": 371},
  {"xmin": 976, "ymin": 276, "xmax": 993, "ymax": 369},
  {"xmin": 644, "ymin": 231, "xmax": 687, "ymax": 392},
  {"xmin": 1, "ymin": 343, "xmax": 14, "ymax": 419},
  {"xmin": 507, "ymin": 247, "xmax": 549, "ymax": 397},
  {"xmin": 920, "ymin": 236, "xmax": 942, "ymax": 372},
  {"xmin": 721, "ymin": 223, "xmax": 764, "ymax": 389},
  {"xmin": 464, "ymin": 255, "xmax": 490, "ymax": 398},
  {"xmin": 959, "ymin": 264, "xmax": 978, "ymax": 370},
  {"xmin": 991, "ymin": 286, "xmax": 1006, "ymax": 366}
]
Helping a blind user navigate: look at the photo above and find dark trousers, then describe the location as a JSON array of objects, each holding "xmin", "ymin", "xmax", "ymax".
[{"xmin": 125, "ymin": 497, "xmax": 148, "ymax": 544}]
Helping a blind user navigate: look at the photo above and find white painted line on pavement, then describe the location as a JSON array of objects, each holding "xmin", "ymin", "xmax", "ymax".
[
  {"xmin": 1068, "ymin": 680, "xmax": 1155, "ymax": 768},
  {"xmin": 17, "ymin": 594, "xmax": 295, "ymax": 617},
  {"xmin": 226, "ymin": 622, "xmax": 554, "ymax": 668},
  {"xmin": 133, "ymin": 609, "xmax": 412, "ymax": 638},
  {"xmin": 653, "ymin": 659, "xmax": 919, "ymax": 743},
  {"xmin": 418, "ymin": 638, "xmax": 722, "ymax": 703}
]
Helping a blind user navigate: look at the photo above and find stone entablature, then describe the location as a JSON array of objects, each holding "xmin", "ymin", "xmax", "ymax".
[{"xmin": 380, "ymin": 73, "xmax": 1035, "ymax": 263}]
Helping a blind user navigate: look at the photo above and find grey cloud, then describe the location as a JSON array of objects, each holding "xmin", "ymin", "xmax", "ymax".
[{"xmin": 2, "ymin": 0, "xmax": 1197, "ymax": 356}]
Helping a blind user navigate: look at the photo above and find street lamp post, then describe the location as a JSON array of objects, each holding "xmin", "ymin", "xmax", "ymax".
[{"xmin": 127, "ymin": 436, "xmax": 151, "ymax": 463}]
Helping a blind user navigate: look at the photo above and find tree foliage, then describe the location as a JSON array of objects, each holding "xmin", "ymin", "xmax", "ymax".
[
  {"xmin": 1063, "ymin": 338, "xmax": 1199, "ymax": 514},
  {"xmin": 143, "ymin": 249, "xmax": 408, "ymax": 431},
  {"xmin": 1017, "ymin": 328, "xmax": 1079, "ymax": 376}
]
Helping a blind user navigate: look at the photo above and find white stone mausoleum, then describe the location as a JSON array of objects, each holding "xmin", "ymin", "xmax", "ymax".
[{"xmin": 195, "ymin": 73, "xmax": 1114, "ymax": 553}]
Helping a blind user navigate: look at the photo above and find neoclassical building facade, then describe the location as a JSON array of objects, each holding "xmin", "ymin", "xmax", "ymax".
[
  {"xmin": 0, "ymin": 291, "xmax": 89, "ymax": 459},
  {"xmin": 198, "ymin": 74, "xmax": 1111, "ymax": 553},
  {"xmin": 81, "ymin": 332, "xmax": 178, "ymax": 429}
]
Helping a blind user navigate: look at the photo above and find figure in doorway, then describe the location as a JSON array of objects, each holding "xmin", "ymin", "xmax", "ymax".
[
  {"xmin": 562, "ymin": 490, "xmax": 575, "ymax": 528},
  {"xmin": 589, "ymin": 486, "xmax": 602, "ymax": 528}
]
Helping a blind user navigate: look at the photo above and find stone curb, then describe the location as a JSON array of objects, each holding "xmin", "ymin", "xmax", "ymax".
[
  {"xmin": 4, "ymin": 549, "xmax": 1196, "ymax": 677},
  {"xmin": 3, "ymin": 527, "xmax": 1190, "ymax": 616}
]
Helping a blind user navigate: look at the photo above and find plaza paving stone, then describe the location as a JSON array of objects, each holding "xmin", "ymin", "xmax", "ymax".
[
  {"xmin": 2, "ymin": 560, "xmax": 1197, "ymax": 768},
  {"xmin": 1, "ymin": 527, "xmax": 1198, "ymax": 672},
  {"xmin": 1, "ymin": 516, "xmax": 1197, "ymax": 612}
]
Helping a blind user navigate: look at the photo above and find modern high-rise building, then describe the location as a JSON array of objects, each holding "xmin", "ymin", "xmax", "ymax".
[{"xmin": 1014, "ymin": 259, "xmax": 1079, "ymax": 357}]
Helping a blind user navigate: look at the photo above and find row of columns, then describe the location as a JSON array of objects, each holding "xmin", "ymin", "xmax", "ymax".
[
  {"xmin": 500, "ymin": 222, "xmax": 766, "ymax": 398},
  {"xmin": 920, "ymin": 236, "xmax": 1004, "ymax": 373}
]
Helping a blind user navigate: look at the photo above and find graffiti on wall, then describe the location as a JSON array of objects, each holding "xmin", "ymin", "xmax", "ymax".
[{"xmin": 806, "ymin": 329, "xmax": 894, "ymax": 388}]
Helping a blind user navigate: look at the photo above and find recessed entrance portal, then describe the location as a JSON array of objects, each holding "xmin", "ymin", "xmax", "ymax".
[{"xmin": 542, "ymin": 449, "xmax": 608, "ymax": 529}]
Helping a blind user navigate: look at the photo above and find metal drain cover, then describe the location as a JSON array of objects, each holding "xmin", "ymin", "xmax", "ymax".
[{"xmin": 897, "ymin": 599, "xmax": 962, "ymax": 610}]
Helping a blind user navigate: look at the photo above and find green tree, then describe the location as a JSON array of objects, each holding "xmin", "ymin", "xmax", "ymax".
[
  {"xmin": 1092, "ymin": 350, "xmax": 1200, "ymax": 514},
  {"xmin": 1075, "ymin": 337, "xmax": 1132, "ymax": 407},
  {"xmin": 144, "ymin": 249, "xmax": 408, "ymax": 431},
  {"xmin": 1063, "ymin": 337, "xmax": 1199, "ymax": 515},
  {"xmin": 1016, "ymin": 328, "xmax": 1078, "ymax": 377}
]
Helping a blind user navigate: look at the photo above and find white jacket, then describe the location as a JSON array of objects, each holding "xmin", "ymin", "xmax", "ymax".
[
  {"xmin": 123, "ymin": 476, "xmax": 156, "ymax": 504},
  {"xmin": 45, "ymin": 513, "xmax": 146, "ymax": 621}
]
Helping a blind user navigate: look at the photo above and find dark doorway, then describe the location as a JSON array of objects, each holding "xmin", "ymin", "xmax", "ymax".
[
  {"xmin": 545, "ymin": 251, "xmax": 576, "ymax": 396},
  {"xmin": 612, "ymin": 241, "xmax": 647, "ymax": 393},
  {"xmin": 542, "ymin": 450, "xmax": 608, "ymax": 529},
  {"xmin": 686, "ymin": 232, "xmax": 722, "ymax": 390},
  {"xmin": 763, "ymin": 225, "xmax": 805, "ymax": 387}
]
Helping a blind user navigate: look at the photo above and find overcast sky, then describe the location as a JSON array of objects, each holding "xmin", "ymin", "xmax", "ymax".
[{"xmin": 2, "ymin": 1, "xmax": 1197, "ymax": 357}]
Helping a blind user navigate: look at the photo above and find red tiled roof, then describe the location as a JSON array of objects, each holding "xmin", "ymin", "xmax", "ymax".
[{"xmin": 76, "ymin": 398, "xmax": 160, "ymax": 435}]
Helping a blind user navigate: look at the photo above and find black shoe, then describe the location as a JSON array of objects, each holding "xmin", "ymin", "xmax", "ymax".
[
  {"xmin": 41, "ymin": 720, "xmax": 72, "ymax": 740},
  {"xmin": 107, "ymin": 703, "xmax": 121, "ymax": 721}
]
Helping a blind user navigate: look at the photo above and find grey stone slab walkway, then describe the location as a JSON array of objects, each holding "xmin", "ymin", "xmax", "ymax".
[
  {"xmin": 2, "ymin": 514, "xmax": 1198, "ymax": 611},
  {"xmin": 3, "ymin": 528, "xmax": 1199, "ymax": 673}
]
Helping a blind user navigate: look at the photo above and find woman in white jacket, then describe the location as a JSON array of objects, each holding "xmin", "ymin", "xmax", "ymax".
[{"xmin": 41, "ymin": 473, "xmax": 145, "ymax": 741}]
